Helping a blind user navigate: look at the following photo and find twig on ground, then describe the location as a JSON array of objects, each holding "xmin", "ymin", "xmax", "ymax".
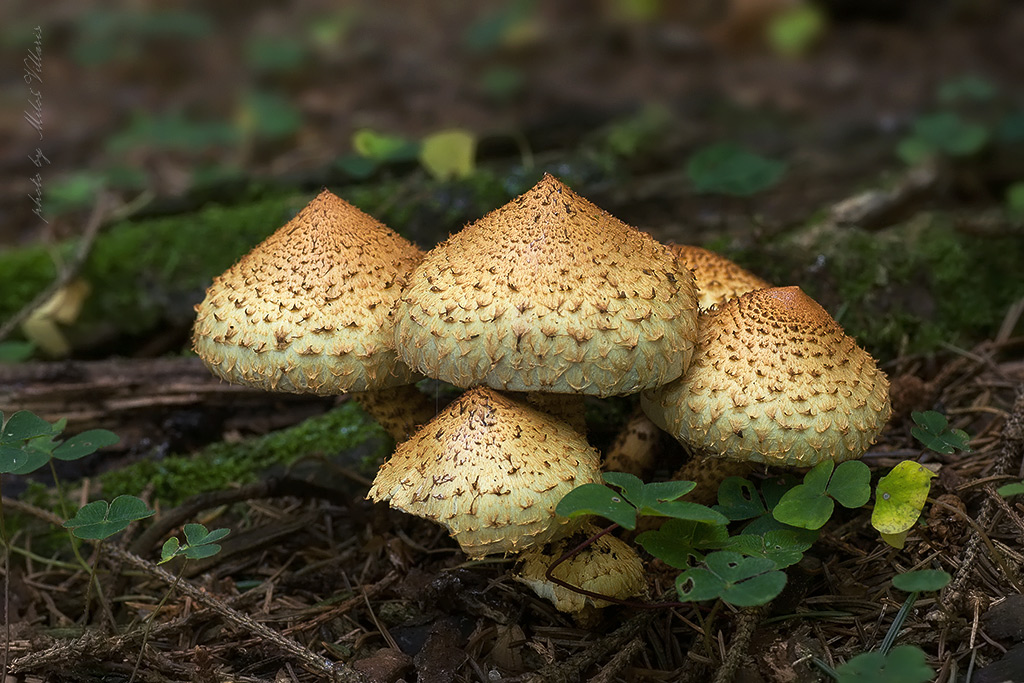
[
  {"xmin": 585, "ymin": 636, "xmax": 644, "ymax": 683},
  {"xmin": 509, "ymin": 609, "xmax": 649, "ymax": 683},
  {"xmin": 105, "ymin": 545, "xmax": 367, "ymax": 683},
  {"xmin": 712, "ymin": 606, "xmax": 763, "ymax": 683}
]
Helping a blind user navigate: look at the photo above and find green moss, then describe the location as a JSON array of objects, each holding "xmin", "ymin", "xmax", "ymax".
[
  {"xmin": 100, "ymin": 401, "xmax": 390, "ymax": 506},
  {"xmin": 760, "ymin": 216, "xmax": 1024, "ymax": 359},
  {"xmin": 0, "ymin": 193, "xmax": 309, "ymax": 342}
]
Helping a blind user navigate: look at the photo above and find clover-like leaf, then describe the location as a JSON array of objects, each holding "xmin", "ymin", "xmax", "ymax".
[
  {"xmin": 63, "ymin": 495, "xmax": 155, "ymax": 540},
  {"xmin": 892, "ymin": 569, "xmax": 951, "ymax": 593},
  {"xmin": 910, "ymin": 411, "xmax": 971, "ymax": 454},
  {"xmin": 714, "ymin": 477, "xmax": 766, "ymax": 521},
  {"xmin": 52, "ymin": 429, "xmax": 120, "ymax": 461},
  {"xmin": 601, "ymin": 471, "xmax": 648, "ymax": 501},
  {"xmin": 676, "ymin": 551, "xmax": 787, "ymax": 607},
  {"xmin": 755, "ymin": 472, "xmax": 797, "ymax": 506},
  {"xmin": 773, "ymin": 488, "xmax": 834, "ymax": 530},
  {"xmin": 636, "ymin": 518, "xmax": 729, "ymax": 568},
  {"xmin": 556, "ymin": 483, "xmax": 637, "ymax": 530},
  {"xmin": 836, "ymin": 645, "xmax": 933, "ymax": 683},
  {"xmin": 872, "ymin": 461, "xmax": 936, "ymax": 535},
  {"xmin": 603, "ymin": 475, "xmax": 727, "ymax": 525},
  {"xmin": 0, "ymin": 444, "xmax": 51, "ymax": 475},
  {"xmin": 772, "ymin": 461, "xmax": 835, "ymax": 530},
  {"xmin": 160, "ymin": 537, "xmax": 181, "ymax": 563},
  {"xmin": 827, "ymin": 460, "xmax": 872, "ymax": 508},
  {"xmin": 1, "ymin": 410, "xmax": 55, "ymax": 444},
  {"xmin": 724, "ymin": 528, "xmax": 817, "ymax": 569}
]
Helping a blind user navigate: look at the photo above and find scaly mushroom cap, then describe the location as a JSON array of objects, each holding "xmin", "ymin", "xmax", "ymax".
[
  {"xmin": 669, "ymin": 244, "xmax": 771, "ymax": 310},
  {"xmin": 367, "ymin": 387, "xmax": 603, "ymax": 558},
  {"xmin": 514, "ymin": 524, "xmax": 647, "ymax": 612},
  {"xmin": 395, "ymin": 174, "xmax": 699, "ymax": 397},
  {"xmin": 193, "ymin": 190, "xmax": 424, "ymax": 394},
  {"xmin": 641, "ymin": 286, "xmax": 891, "ymax": 467}
]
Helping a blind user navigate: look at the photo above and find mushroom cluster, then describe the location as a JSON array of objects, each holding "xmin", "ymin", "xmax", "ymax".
[{"xmin": 191, "ymin": 174, "xmax": 892, "ymax": 613}]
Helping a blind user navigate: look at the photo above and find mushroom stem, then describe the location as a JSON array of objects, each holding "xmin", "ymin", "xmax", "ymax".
[
  {"xmin": 354, "ymin": 385, "xmax": 436, "ymax": 442},
  {"xmin": 671, "ymin": 455, "xmax": 755, "ymax": 506},
  {"xmin": 525, "ymin": 393, "xmax": 587, "ymax": 434},
  {"xmin": 602, "ymin": 407, "xmax": 662, "ymax": 477}
]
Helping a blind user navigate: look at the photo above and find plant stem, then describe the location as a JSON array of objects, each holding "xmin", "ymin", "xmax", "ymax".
[{"xmin": 128, "ymin": 560, "xmax": 187, "ymax": 683}]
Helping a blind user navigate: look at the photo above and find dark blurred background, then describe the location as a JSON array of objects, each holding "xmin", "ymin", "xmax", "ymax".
[{"xmin": 1, "ymin": 0, "xmax": 1022, "ymax": 361}]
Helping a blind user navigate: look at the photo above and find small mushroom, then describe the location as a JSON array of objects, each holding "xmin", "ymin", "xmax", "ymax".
[
  {"xmin": 367, "ymin": 387, "xmax": 603, "ymax": 558},
  {"xmin": 394, "ymin": 174, "xmax": 700, "ymax": 431},
  {"xmin": 514, "ymin": 523, "xmax": 647, "ymax": 614},
  {"xmin": 192, "ymin": 189, "xmax": 435, "ymax": 440},
  {"xmin": 641, "ymin": 286, "xmax": 891, "ymax": 467}
]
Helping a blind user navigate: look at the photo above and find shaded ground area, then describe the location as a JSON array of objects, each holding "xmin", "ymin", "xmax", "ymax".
[{"xmin": 2, "ymin": 1, "xmax": 1024, "ymax": 681}]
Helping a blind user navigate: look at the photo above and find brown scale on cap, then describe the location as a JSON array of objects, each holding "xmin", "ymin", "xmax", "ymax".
[
  {"xmin": 669, "ymin": 244, "xmax": 771, "ymax": 311},
  {"xmin": 395, "ymin": 174, "xmax": 699, "ymax": 397},
  {"xmin": 367, "ymin": 387, "xmax": 603, "ymax": 558},
  {"xmin": 642, "ymin": 286, "xmax": 892, "ymax": 467},
  {"xmin": 193, "ymin": 190, "xmax": 424, "ymax": 395}
]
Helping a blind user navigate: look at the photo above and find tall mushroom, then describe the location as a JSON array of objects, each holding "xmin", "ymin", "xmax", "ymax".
[
  {"xmin": 642, "ymin": 286, "xmax": 891, "ymax": 468},
  {"xmin": 393, "ymin": 173, "xmax": 700, "ymax": 430},
  {"xmin": 368, "ymin": 387, "xmax": 603, "ymax": 557},
  {"xmin": 192, "ymin": 189, "xmax": 435, "ymax": 440}
]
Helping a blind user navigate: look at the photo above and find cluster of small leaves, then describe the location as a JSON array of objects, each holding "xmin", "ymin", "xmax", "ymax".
[
  {"xmin": 3, "ymin": 410, "xmax": 228, "ymax": 563},
  {"xmin": 1, "ymin": 410, "xmax": 119, "ymax": 475},
  {"xmin": 557, "ymin": 472, "xmax": 824, "ymax": 606},
  {"xmin": 558, "ymin": 450, "xmax": 950, "ymax": 608}
]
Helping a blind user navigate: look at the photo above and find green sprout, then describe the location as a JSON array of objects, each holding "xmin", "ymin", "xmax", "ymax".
[
  {"xmin": 160, "ymin": 523, "xmax": 230, "ymax": 564},
  {"xmin": 909, "ymin": 410, "xmax": 971, "ymax": 454}
]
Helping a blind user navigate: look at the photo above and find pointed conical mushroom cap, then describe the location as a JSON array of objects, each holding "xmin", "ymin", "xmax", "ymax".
[
  {"xmin": 641, "ymin": 286, "xmax": 891, "ymax": 467},
  {"xmin": 669, "ymin": 244, "xmax": 770, "ymax": 310},
  {"xmin": 367, "ymin": 387, "xmax": 603, "ymax": 558},
  {"xmin": 514, "ymin": 524, "xmax": 647, "ymax": 613},
  {"xmin": 395, "ymin": 174, "xmax": 699, "ymax": 397},
  {"xmin": 192, "ymin": 190, "xmax": 424, "ymax": 394}
]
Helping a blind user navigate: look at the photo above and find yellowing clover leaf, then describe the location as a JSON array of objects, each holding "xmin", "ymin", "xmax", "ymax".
[{"xmin": 872, "ymin": 461, "xmax": 936, "ymax": 537}]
